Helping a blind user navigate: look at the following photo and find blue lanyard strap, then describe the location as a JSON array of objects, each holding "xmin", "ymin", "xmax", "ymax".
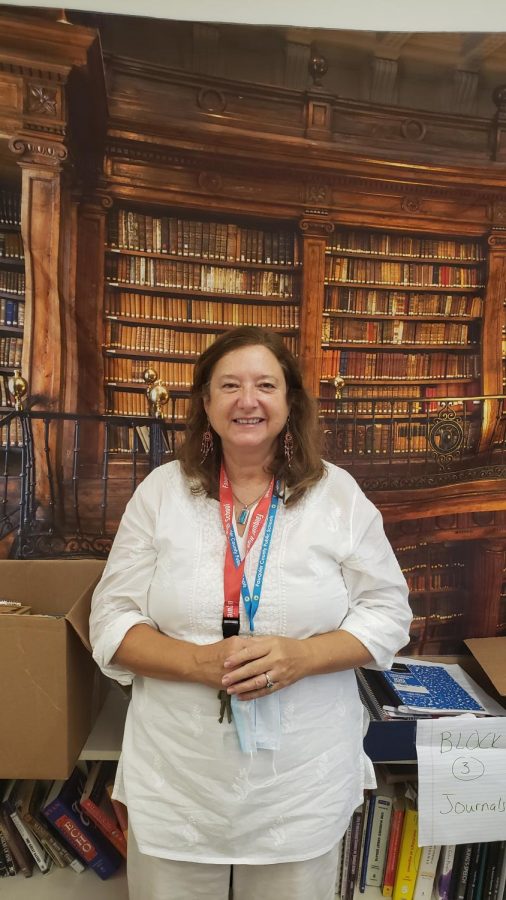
[{"xmin": 227, "ymin": 482, "xmax": 280, "ymax": 631}]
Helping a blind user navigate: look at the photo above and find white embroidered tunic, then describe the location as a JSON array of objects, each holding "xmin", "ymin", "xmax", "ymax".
[{"xmin": 89, "ymin": 460, "xmax": 411, "ymax": 864}]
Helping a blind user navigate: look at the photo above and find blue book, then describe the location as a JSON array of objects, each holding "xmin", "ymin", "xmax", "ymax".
[
  {"xmin": 380, "ymin": 662, "xmax": 486, "ymax": 715},
  {"xmin": 42, "ymin": 768, "xmax": 122, "ymax": 880}
]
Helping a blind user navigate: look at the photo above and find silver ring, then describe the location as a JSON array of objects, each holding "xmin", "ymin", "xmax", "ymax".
[{"xmin": 265, "ymin": 673, "xmax": 275, "ymax": 690}]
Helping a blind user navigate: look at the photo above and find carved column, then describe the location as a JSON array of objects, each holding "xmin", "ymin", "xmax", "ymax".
[
  {"xmin": 9, "ymin": 132, "xmax": 74, "ymax": 411},
  {"xmin": 468, "ymin": 540, "xmax": 505, "ymax": 637},
  {"xmin": 480, "ymin": 226, "xmax": 506, "ymax": 450},
  {"xmin": 75, "ymin": 195, "xmax": 108, "ymax": 415},
  {"xmin": 298, "ymin": 209, "xmax": 334, "ymax": 395}
]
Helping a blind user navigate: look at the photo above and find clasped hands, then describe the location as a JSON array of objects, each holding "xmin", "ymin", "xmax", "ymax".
[{"xmin": 216, "ymin": 635, "xmax": 309, "ymax": 701}]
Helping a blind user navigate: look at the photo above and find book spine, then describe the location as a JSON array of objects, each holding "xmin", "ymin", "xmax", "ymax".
[
  {"xmin": 413, "ymin": 845, "xmax": 441, "ymax": 900},
  {"xmin": 366, "ymin": 796, "xmax": 393, "ymax": 886},
  {"xmin": 382, "ymin": 808, "xmax": 405, "ymax": 896},
  {"xmin": 435, "ymin": 844, "xmax": 457, "ymax": 900},
  {"xmin": 474, "ymin": 843, "xmax": 490, "ymax": 900},
  {"xmin": 345, "ymin": 807, "xmax": 364, "ymax": 900},
  {"xmin": 22, "ymin": 810, "xmax": 78, "ymax": 869},
  {"xmin": 393, "ymin": 809, "xmax": 421, "ymax": 900},
  {"xmin": 359, "ymin": 794, "xmax": 375, "ymax": 892},
  {"xmin": 0, "ymin": 804, "xmax": 33, "ymax": 877},
  {"xmin": 9, "ymin": 807, "xmax": 51, "ymax": 873},
  {"xmin": 339, "ymin": 817, "xmax": 354, "ymax": 900},
  {"xmin": 464, "ymin": 844, "xmax": 481, "ymax": 900},
  {"xmin": 43, "ymin": 799, "xmax": 119, "ymax": 880},
  {"xmin": 483, "ymin": 842, "xmax": 502, "ymax": 900},
  {"xmin": 80, "ymin": 798, "xmax": 127, "ymax": 858},
  {"xmin": 0, "ymin": 828, "xmax": 16, "ymax": 876},
  {"xmin": 454, "ymin": 843, "xmax": 474, "ymax": 900},
  {"xmin": 492, "ymin": 842, "xmax": 506, "ymax": 900}
]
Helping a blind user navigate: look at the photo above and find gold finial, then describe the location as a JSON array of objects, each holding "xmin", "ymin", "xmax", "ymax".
[
  {"xmin": 143, "ymin": 368, "xmax": 169, "ymax": 419},
  {"xmin": 333, "ymin": 374, "xmax": 345, "ymax": 400},
  {"xmin": 7, "ymin": 369, "xmax": 28, "ymax": 410}
]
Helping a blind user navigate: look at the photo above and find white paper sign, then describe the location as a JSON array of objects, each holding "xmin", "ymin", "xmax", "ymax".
[{"xmin": 416, "ymin": 717, "xmax": 506, "ymax": 846}]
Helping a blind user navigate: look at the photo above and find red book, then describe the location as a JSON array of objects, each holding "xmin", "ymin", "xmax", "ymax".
[
  {"xmin": 382, "ymin": 806, "xmax": 405, "ymax": 897},
  {"xmin": 80, "ymin": 762, "xmax": 127, "ymax": 859}
]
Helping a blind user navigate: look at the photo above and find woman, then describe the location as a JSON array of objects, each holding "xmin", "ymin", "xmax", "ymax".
[{"xmin": 89, "ymin": 326, "xmax": 412, "ymax": 900}]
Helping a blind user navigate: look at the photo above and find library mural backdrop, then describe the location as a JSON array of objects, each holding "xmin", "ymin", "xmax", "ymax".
[{"xmin": 1, "ymin": 8, "xmax": 506, "ymax": 667}]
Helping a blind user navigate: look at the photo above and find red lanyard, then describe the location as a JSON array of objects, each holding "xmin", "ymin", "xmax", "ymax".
[{"xmin": 219, "ymin": 464, "xmax": 274, "ymax": 636}]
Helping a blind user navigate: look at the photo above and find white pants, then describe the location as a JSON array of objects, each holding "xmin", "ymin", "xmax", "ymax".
[{"xmin": 127, "ymin": 829, "xmax": 340, "ymax": 900}]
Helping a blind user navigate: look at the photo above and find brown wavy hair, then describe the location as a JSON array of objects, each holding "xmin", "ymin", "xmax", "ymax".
[{"xmin": 178, "ymin": 327, "xmax": 324, "ymax": 506}]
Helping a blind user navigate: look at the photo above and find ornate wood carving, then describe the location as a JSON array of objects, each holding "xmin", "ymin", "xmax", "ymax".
[
  {"xmin": 26, "ymin": 83, "xmax": 58, "ymax": 116},
  {"xmin": 9, "ymin": 134, "xmax": 68, "ymax": 166}
]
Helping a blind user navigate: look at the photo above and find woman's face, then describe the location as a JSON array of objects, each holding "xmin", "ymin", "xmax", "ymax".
[{"xmin": 203, "ymin": 344, "xmax": 289, "ymax": 459}]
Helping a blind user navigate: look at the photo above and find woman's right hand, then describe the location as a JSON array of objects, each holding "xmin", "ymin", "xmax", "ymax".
[{"xmin": 194, "ymin": 636, "xmax": 252, "ymax": 689}]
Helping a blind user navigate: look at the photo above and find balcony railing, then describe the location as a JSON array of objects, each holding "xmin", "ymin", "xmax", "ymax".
[
  {"xmin": 1, "ymin": 394, "xmax": 505, "ymax": 557},
  {"xmin": 319, "ymin": 393, "xmax": 506, "ymax": 490}
]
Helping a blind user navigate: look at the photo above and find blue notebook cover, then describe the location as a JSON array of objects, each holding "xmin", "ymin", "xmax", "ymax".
[{"xmin": 380, "ymin": 662, "xmax": 486, "ymax": 714}]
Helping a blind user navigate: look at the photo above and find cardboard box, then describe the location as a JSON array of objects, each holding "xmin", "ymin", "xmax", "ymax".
[
  {"xmin": 363, "ymin": 644, "xmax": 506, "ymax": 763},
  {"xmin": 0, "ymin": 559, "xmax": 106, "ymax": 779}
]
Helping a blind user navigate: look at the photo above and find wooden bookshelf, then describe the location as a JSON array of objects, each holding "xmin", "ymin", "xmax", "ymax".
[
  {"xmin": 320, "ymin": 227, "xmax": 486, "ymax": 459},
  {"xmin": 0, "ymin": 187, "xmax": 24, "ymax": 380},
  {"xmin": 103, "ymin": 205, "xmax": 301, "ymax": 432},
  {"xmin": 396, "ymin": 543, "xmax": 471, "ymax": 655}
]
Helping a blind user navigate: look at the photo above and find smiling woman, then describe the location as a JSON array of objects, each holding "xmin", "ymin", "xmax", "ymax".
[{"xmin": 89, "ymin": 326, "xmax": 412, "ymax": 900}]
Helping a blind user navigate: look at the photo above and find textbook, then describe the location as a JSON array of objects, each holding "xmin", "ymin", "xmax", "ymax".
[{"xmin": 378, "ymin": 660, "xmax": 503, "ymax": 716}]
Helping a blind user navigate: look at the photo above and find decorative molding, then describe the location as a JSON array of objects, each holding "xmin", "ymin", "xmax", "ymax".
[
  {"xmin": 26, "ymin": 83, "xmax": 58, "ymax": 116},
  {"xmin": 22, "ymin": 121, "xmax": 65, "ymax": 137},
  {"xmin": 197, "ymin": 87, "xmax": 227, "ymax": 113},
  {"xmin": 299, "ymin": 212, "xmax": 334, "ymax": 236},
  {"xmin": 8, "ymin": 135, "xmax": 68, "ymax": 165},
  {"xmin": 400, "ymin": 118, "xmax": 426, "ymax": 141},
  {"xmin": 360, "ymin": 465, "xmax": 506, "ymax": 492},
  {"xmin": 197, "ymin": 171, "xmax": 223, "ymax": 193},
  {"xmin": 106, "ymin": 142, "xmax": 199, "ymax": 169},
  {"xmin": 400, "ymin": 196, "xmax": 423, "ymax": 214},
  {"xmin": 305, "ymin": 181, "xmax": 331, "ymax": 205},
  {"xmin": 0, "ymin": 62, "xmax": 65, "ymax": 83},
  {"xmin": 487, "ymin": 228, "xmax": 506, "ymax": 250},
  {"xmin": 487, "ymin": 202, "xmax": 506, "ymax": 224}
]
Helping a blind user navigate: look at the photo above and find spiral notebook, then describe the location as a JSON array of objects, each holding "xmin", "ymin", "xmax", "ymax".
[{"xmin": 380, "ymin": 661, "xmax": 488, "ymax": 716}]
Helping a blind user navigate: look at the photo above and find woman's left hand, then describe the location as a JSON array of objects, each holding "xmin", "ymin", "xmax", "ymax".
[{"xmin": 220, "ymin": 636, "xmax": 309, "ymax": 700}]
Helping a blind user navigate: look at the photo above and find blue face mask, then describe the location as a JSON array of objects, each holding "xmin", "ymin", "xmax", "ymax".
[{"xmin": 231, "ymin": 694, "xmax": 281, "ymax": 753}]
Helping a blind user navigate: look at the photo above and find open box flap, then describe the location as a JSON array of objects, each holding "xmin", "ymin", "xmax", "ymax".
[
  {"xmin": 464, "ymin": 637, "xmax": 506, "ymax": 696},
  {"xmin": 64, "ymin": 560, "xmax": 105, "ymax": 652}
]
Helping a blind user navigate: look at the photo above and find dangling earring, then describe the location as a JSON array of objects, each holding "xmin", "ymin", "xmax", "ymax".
[
  {"xmin": 284, "ymin": 417, "xmax": 294, "ymax": 468},
  {"xmin": 201, "ymin": 418, "xmax": 214, "ymax": 461}
]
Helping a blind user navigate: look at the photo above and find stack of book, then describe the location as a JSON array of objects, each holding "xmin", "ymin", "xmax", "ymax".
[
  {"xmin": 0, "ymin": 761, "xmax": 127, "ymax": 880},
  {"xmin": 335, "ymin": 776, "xmax": 506, "ymax": 900},
  {"xmin": 357, "ymin": 659, "xmax": 505, "ymax": 722}
]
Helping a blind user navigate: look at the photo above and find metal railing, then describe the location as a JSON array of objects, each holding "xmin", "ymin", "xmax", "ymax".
[
  {"xmin": 318, "ymin": 393, "xmax": 506, "ymax": 490},
  {"xmin": 1, "ymin": 394, "xmax": 505, "ymax": 557},
  {"xmin": 1, "ymin": 409, "xmax": 177, "ymax": 557}
]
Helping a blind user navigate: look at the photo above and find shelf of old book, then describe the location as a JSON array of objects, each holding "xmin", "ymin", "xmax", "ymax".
[
  {"xmin": 321, "ymin": 228, "xmax": 486, "ymax": 464},
  {"xmin": 0, "ymin": 188, "xmax": 25, "ymax": 398},
  {"xmin": 103, "ymin": 205, "xmax": 301, "ymax": 424}
]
